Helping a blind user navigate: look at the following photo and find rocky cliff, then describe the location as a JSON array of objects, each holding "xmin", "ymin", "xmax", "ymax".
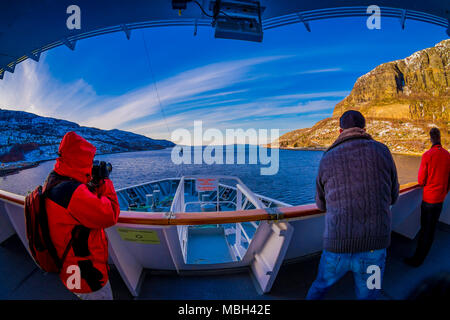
[
  {"xmin": 274, "ymin": 39, "xmax": 449, "ymax": 154},
  {"xmin": 0, "ymin": 109, "xmax": 175, "ymax": 171}
]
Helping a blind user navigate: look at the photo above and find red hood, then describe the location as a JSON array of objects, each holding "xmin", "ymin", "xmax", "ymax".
[{"xmin": 54, "ymin": 132, "xmax": 96, "ymax": 184}]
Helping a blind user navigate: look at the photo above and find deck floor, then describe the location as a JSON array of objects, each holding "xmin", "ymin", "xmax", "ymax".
[
  {"xmin": 187, "ymin": 227, "xmax": 234, "ymax": 264},
  {"xmin": 1, "ymin": 223, "xmax": 449, "ymax": 300}
]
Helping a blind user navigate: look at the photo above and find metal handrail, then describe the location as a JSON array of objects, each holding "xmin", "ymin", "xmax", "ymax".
[{"xmin": 0, "ymin": 182, "xmax": 421, "ymax": 225}]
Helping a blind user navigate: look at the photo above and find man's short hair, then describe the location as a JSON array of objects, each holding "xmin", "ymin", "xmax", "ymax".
[
  {"xmin": 430, "ymin": 127, "xmax": 441, "ymax": 144},
  {"xmin": 339, "ymin": 110, "xmax": 366, "ymax": 129}
]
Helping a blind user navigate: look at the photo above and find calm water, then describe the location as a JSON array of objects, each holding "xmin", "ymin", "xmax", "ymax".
[{"xmin": 0, "ymin": 147, "xmax": 421, "ymax": 206}]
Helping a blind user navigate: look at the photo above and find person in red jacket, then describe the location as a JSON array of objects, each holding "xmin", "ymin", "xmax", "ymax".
[
  {"xmin": 405, "ymin": 127, "xmax": 450, "ymax": 267},
  {"xmin": 44, "ymin": 131, "xmax": 120, "ymax": 299}
]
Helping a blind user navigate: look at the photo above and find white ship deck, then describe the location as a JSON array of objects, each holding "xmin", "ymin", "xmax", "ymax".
[
  {"xmin": 1, "ymin": 175, "xmax": 449, "ymax": 299},
  {"xmin": 1, "ymin": 222, "xmax": 449, "ymax": 299}
]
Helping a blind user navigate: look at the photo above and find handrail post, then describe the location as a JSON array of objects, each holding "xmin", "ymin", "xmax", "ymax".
[
  {"xmin": 236, "ymin": 188, "xmax": 242, "ymax": 211},
  {"xmin": 236, "ymin": 183, "xmax": 265, "ymax": 209},
  {"xmin": 235, "ymin": 223, "xmax": 242, "ymax": 258},
  {"xmin": 170, "ymin": 177, "xmax": 185, "ymax": 214},
  {"xmin": 180, "ymin": 180, "xmax": 185, "ymax": 212}
]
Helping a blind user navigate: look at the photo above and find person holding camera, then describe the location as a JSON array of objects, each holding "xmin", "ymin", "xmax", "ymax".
[{"xmin": 44, "ymin": 131, "xmax": 120, "ymax": 300}]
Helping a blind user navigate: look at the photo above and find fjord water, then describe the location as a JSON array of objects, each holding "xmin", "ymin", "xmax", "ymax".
[{"xmin": 0, "ymin": 146, "xmax": 420, "ymax": 206}]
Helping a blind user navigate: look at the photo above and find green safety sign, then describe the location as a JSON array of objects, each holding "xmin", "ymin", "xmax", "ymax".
[{"xmin": 117, "ymin": 228, "xmax": 160, "ymax": 244}]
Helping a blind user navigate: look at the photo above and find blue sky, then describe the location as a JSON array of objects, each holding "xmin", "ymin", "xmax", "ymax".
[{"xmin": 0, "ymin": 15, "xmax": 447, "ymax": 144}]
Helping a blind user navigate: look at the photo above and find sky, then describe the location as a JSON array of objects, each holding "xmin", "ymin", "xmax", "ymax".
[{"xmin": 0, "ymin": 14, "xmax": 448, "ymax": 144}]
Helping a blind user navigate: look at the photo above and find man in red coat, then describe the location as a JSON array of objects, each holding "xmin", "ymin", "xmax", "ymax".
[
  {"xmin": 405, "ymin": 127, "xmax": 450, "ymax": 267},
  {"xmin": 44, "ymin": 132, "xmax": 120, "ymax": 299}
]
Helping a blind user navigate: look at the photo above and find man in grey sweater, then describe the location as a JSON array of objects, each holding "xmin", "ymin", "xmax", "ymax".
[{"xmin": 306, "ymin": 110, "xmax": 399, "ymax": 300}]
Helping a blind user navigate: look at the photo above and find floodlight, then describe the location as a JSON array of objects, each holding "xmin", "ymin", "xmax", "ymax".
[{"xmin": 210, "ymin": 0, "xmax": 264, "ymax": 42}]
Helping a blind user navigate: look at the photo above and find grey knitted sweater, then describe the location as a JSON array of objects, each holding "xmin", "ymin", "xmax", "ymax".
[{"xmin": 315, "ymin": 127, "xmax": 400, "ymax": 253}]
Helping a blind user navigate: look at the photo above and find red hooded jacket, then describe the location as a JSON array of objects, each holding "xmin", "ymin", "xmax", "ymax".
[
  {"xmin": 418, "ymin": 144, "xmax": 450, "ymax": 204},
  {"xmin": 45, "ymin": 132, "xmax": 120, "ymax": 294}
]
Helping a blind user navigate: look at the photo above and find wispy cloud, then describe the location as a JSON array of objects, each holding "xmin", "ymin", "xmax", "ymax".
[
  {"xmin": 296, "ymin": 68, "xmax": 342, "ymax": 74},
  {"xmin": 0, "ymin": 57, "xmax": 99, "ymax": 119},
  {"xmin": 0, "ymin": 55, "xmax": 285, "ymax": 125},
  {"xmin": 0, "ymin": 53, "xmax": 342, "ymax": 141},
  {"xmin": 267, "ymin": 91, "xmax": 349, "ymax": 100},
  {"xmin": 84, "ymin": 56, "xmax": 286, "ymax": 129},
  {"xmin": 130, "ymin": 99, "xmax": 338, "ymax": 138}
]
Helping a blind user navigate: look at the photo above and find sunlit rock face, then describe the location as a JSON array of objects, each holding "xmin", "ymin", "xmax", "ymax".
[{"xmin": 273, "ymin": 40, "xmax": 449, "ymax": 154}]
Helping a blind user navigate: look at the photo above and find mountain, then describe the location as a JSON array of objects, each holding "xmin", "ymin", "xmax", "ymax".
[
  {"xmin": 272, "ymin": 39, "xmax": 449, "ymax": 154},
  {"xmin": 0, "ymin": 109, "xmax": 175, "ymax": 171}
]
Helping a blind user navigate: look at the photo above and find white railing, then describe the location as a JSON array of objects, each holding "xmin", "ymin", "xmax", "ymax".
[
  {"xmin": 232, "ymin": 183, "xmax": 267, "ymax": 260},
  {"xmin": 236, "ymin": 183, "xmax": 265, "ymax": 209},
  {"xmin": 170, "ymin": 177, "xmax": 186, "ymax": 214},
  {"xmin": 171, "ymin": 176, "xmax": 270, "ymax": 263},
  {"xmin": 170, "ymin": 177, "xmax": 188, "ymax": 262},
  {"xmin": 167, "ymin": 175, "xmax": 290, "ymax": 264}
]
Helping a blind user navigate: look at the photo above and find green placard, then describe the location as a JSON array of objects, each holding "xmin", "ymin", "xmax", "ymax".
[{"xmin": 116, "ymin": 228, "xmax": 160, "ymax": 244}]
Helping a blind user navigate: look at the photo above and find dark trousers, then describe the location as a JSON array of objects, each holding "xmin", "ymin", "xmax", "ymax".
[{"xmin": 412, "ymin": 201, "xmax": 443, "ymax": 263}]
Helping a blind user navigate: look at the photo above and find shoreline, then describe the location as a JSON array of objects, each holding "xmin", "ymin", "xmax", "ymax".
[
  {"xmin": 266, "ymin": 146, "xmax": 423, "ymax": 157},
  {"xmin": 0, "ymin": 147, "xmax": 174, "ymax": 178},
  {"xmin": 0, "ymin": 161, "xmax": 41, "ymax": 177},
  {"xmin": 391, "ymin": 151, "xmax": 422, "ymax": 157},
  {"xmin": 271, "ymin": 146, "xmax": 327, "ymax": 152}
]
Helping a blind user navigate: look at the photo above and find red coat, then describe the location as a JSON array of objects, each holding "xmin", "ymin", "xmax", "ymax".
[
  {"xmin": 418, "ymin": 144, "xmax": 450, "ymax": 204},
  {"xmin": 45, "ymin": 132, "xmax": 120, "ymax": 293}
]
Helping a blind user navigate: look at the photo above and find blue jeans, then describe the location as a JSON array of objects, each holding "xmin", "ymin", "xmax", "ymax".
[{"xmin": 306, "ymin": 249, "xmax": 386, "ymax": 300}]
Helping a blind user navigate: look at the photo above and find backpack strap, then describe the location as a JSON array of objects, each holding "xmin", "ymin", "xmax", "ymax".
[
  {"xmin": 38, "ymin": 188, "xmax": 63, "ymax": 271},
  {"xmin": 60, "ymin": 229, "xmax": 78, "ymax": 267},
  {"xmin": 41, "ymin": 171, "xmax": 81, "ymax": 272}
]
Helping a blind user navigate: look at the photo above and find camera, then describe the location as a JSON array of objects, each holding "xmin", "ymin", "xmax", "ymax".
[{"xmin": 91, "ymin": 160, "xmax": 112, "ymax": 183}]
